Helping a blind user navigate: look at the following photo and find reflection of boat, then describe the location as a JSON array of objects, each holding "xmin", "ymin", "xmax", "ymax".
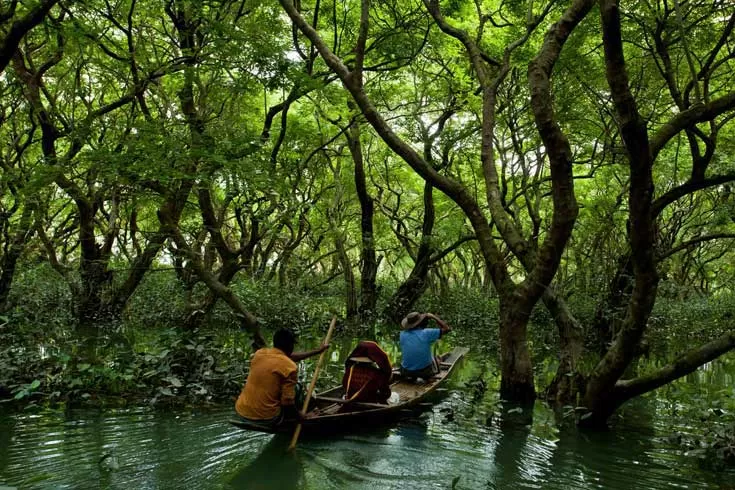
[{"xmin": 230, "ymin": 346, "xmax": 469, "ymax": 434}]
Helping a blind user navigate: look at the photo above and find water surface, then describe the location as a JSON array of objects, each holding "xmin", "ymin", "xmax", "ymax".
[{"xmin": 1, "ymin": 348, "xmax": 733, "ymax": 489}]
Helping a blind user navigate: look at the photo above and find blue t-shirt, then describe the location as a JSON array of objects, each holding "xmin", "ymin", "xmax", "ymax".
[{"xmin": 400, "ymin": 328, "xmax": 441, "ymax": 371}]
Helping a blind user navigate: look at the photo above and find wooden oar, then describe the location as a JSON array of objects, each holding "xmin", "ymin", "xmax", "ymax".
[{"xmin": 287, "ymin": 315, "xmax": 337, "ymax": 451}]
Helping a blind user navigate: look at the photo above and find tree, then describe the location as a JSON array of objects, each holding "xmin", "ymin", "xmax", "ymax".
[
  {"xmin": 577, "ymin": 0, "xmax": 735, "ymax": 425},
  {"xmin": 279, "ymin": 0, "xmax": 586, "ymax": 402}
]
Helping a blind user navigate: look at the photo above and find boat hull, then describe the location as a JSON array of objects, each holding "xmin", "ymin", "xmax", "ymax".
[{"xmin": 230, "ymin": 346, "xmax": 469, "ymax": 435}]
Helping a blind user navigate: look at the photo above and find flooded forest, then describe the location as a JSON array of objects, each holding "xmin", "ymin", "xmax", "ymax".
[{"xmin": 0, "ymin": 0, "xmax": 734, "ymax": 488}]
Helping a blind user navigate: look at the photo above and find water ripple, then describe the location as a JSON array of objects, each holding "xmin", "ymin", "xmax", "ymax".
[{"xmin": 0, "ymin": 391, "xmax": 733, "ymax": 489}]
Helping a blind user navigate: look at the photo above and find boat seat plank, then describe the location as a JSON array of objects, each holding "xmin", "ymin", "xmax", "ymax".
[{"xmin": 442, "ymin": 347, "xmax": 470, "ymax": 365}]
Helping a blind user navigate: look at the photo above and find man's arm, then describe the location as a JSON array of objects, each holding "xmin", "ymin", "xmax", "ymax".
[
  {"xmin": 280, "ymin": 369, "xmax": 304, "ymax": 421},
  {"xmin": 427, "ymin": 313, "xmax": 452, "ymax": 336},
  {"xmin": 289, "ymin": 343, "xmax": 329, "ymax": 362}
]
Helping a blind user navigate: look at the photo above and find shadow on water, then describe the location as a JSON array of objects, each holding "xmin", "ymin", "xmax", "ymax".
[{"xmin": 228, "ymin": 435, "xmax": 304, "ymax": 490}]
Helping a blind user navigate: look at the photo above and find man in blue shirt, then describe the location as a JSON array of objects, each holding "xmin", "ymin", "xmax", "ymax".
[{"xmin": 399, "ymin": 311, "xmax": 452, "ymax": 380}]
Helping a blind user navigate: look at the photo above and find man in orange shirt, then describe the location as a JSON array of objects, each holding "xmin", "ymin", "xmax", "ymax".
[{"xmin": 235, "ymin": 328, "xmax": 328, "ymax": 426}]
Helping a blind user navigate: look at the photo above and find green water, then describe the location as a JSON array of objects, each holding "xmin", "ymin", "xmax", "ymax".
[{"xmin": 1, "ymin": 349, "xmax": 733, "ymax": 489}]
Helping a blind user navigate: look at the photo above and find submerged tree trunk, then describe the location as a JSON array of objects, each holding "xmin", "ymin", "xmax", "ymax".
[
  {"xmin": 546, "ymin": 0, "xmax": 735, "ymax": 420},
  {"xmin": 499, "ymin": 296, "xmax": 536, "ymax": 403},
  {"xmin": 541, "ymin": 289, "xmax": 585, "ymax": 405}
]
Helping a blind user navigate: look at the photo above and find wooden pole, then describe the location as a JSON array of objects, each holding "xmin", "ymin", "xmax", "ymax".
[{"xmin": 287, "ymin": 315, "xmax": 337, "ymax": 451}]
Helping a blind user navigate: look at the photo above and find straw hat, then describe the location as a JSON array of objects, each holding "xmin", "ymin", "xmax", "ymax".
[{"xmin": 401, "ymin": 311, "xmax": 427, "ymax": 330}]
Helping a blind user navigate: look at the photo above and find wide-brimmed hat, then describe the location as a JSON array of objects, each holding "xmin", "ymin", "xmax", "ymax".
[{"xmin": 401, "ymin": 312, "xmax": 426, "ymax": 330}]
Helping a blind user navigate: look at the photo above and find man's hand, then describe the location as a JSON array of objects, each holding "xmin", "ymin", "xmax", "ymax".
[
  {"xmin": 428, "ymin": 312, "xmax": 452, "ymax": 333},
  {"xmin": 290, "ymin": 343, "xmax": 330, "ymax": 362}
]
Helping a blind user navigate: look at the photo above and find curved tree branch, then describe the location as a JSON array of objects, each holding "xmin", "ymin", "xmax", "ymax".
[
  {"xmin": 651, "ymin": 92, "xmax": 735, "ymax": 160},
  {"xmin": 0, "ymin": 0, "xmax": 59, "ymax": 75},
  {"xmin": 658, "ymin": 233, "xmax": 735, "ymax": 261},
  {"xmin": 614, "ymin": 331, "xmax": 735, "ymax": 401}
]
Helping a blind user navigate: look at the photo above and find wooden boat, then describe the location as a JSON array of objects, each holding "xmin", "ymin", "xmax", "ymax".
[{"xmin": 230, "ymin": 346, "xmax": 469, "ymax": 435}]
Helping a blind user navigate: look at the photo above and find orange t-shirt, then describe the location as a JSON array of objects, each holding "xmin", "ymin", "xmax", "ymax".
[{"xmin": 235, "ymin": 348, "xmax": 298, "ymax": 420}]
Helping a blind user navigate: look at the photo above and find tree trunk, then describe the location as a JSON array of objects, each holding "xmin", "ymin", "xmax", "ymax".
[
  {"xmin": 383, "ymin": 181, "xmax": 435, "ymax": 323},
  {"xmin": 347, "ymin": 119, "xmax": 378, "ymax": 320},
  {"xmin": 581, "ymin": 0, "xmax": 660, "ymax": 425},
  {"xmin": 498, "ymin": 296, "xmax": 536, "ymax": 403},
  {"xmin": 592, "ymin": 253, "xmax": 633, "ymax": 352},
  {"xmin": 167, "ymin": 222, "xmax": 265, "ymax": 347},
  {"xmin": 110, "ymin": 192, "xmax": 193, "ymax": 315},
  {"xmin": 77, "ymin": 197, "xmax": 116, "ymax": 325},
  {"xmin": 78, "ymin": 260, "xmax": 112, "ymax": 325},
  {"xmin": 0, "ymin": 202, "xmax": 35, "ymax": 312},
  {"xmin": 182, "ymin": 256, "xmax": 241, "ymax": 331},
  {"xmin": 542, "ymin": 289, "xmax": 585, "ymax": 405},
  {"xmin": 384, "ymin": 253, "xmax": 432, "ymax": 324},
  {"xmin": 334, "ymin": 230, "xmax": 358, "ymax": 320}
]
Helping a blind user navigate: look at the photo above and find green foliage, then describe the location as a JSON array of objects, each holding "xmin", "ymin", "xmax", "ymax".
[
  {"xmin": 659, "ymin": 354, "xmax": 735, "ymax": 469},
  {"xmin": 0, "ymin": 319, "xmax": 253, "ymax": 408},
  {"xmin": 647, "ymin": 296, "xmax": 735, "ymax": 358},
  {"xmin": 13, "ymin": 379, "xmax": 41, "ymax": 400},
  {"xmin": 417, "ymin": 287, "xmax": 499, "ymax": 336},
  {"xmin": 5, "ymin": 263, "xmax": 75, "ymax": 329},
  {"xmin": 129, "ymin": 329, "xmax": 251, "ymax": 405},
  {"xmin": 232, "ymin": 280, "xmax": 339, "ymax": 333},
  {"xmin": 124, "ymin": 271, "xmax": 189, "ymax": 328}
]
